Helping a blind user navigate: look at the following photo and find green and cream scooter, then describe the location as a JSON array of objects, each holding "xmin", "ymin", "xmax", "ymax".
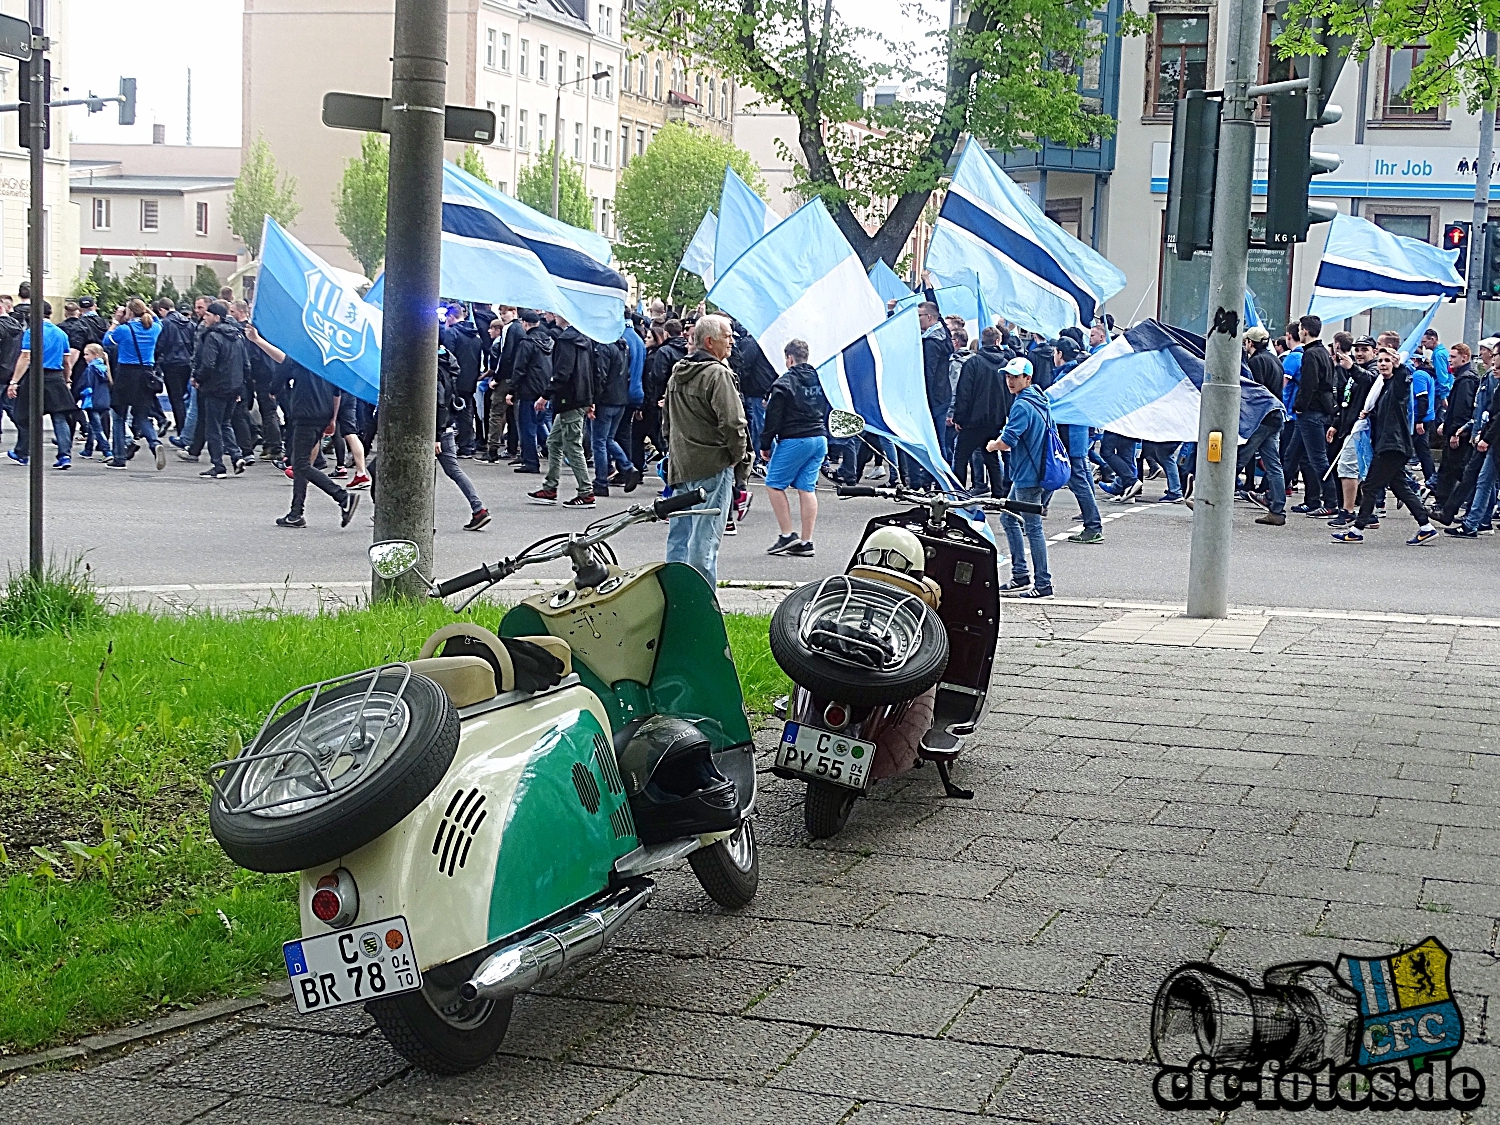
[{"xmin": 208, "ymin": 489, "xmax": 759, "ymax": 1074}]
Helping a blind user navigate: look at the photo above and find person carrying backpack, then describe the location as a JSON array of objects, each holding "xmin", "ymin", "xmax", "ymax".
[{"xmin": 988, "ymin": 356, "xmax": 1057, "ymax": 599}]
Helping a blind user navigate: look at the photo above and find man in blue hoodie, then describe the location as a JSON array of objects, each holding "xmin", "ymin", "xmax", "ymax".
[{"xmin": 987, "ymin": 357, "xmax": 1053, "ymax": 599}]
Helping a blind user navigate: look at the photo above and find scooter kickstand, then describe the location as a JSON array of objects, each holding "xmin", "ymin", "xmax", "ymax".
[{"xmin": 935, "ymin": 760, "xmax": 973, "ymax": 800}]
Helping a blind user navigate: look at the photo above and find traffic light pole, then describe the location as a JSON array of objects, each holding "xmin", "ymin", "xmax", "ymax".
[
  {"xmin": 1185, "ymin": 0, "xmax": 1260, "ymax": 619},
  {"xmin": 1463, "ymin": 31, "xmax": 1497, "ymax": 349},
  {"xmin": 372, "ymin": 0, "xmax": 446, "ymax": 601},
  {"xmin": 24, "ymin": 0, "xmax": 43, "ymax": 580}
]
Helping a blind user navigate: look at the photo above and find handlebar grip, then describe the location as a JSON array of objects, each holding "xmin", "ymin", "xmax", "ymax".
[
  {"xmin": 435, "ymin": 563, "xmax": 498, "ymax": 598},
  {"xmin": 1003, "ymin": 500, "xmax": 1045, "ymax": 515},
  {"xmin": 837, "ymin": 485, "xmax": 878, "ymax": 497},
  {"xmin": 652, "ymin": 488, "xmax": 706, "ymax": 519}
]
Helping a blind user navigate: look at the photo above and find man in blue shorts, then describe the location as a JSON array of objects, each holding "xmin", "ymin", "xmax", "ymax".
[{"xmin": 759, "ymin": 338, "xmax": 830, "ymax": 557}]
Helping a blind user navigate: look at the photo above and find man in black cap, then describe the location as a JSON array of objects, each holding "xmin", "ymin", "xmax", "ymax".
[{"xmin": 507, "ymin": 309, "xmax": 554, "ymax": 473}]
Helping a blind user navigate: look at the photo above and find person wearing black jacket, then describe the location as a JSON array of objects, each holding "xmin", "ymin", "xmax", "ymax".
[
  {"xmin": 152, "ymin": 298, "xmax": 196, "ymax": 439},
  {"xmin": 1435, "ymin": 342, "xmax": 1479, "ymax": 508},
  {"xmin": 591, "ymin": 334, "xmax": 640, "ymax": 495},
  {"xmin": 906, "ymin": 302, "xmax": 952, "ymax": 490},
  {"xmin": 528, "ymin": 316, "xmax": 596, "ymax": 506},
  {"xmin": 1339, "ymin": 346, "xmax": 1436, "ymax": 543},
  {"xmin": 639, "ymin": 319, "xmax": 688, "ymax": 471},
  {"xmin": 435, "ymin": 342, "xmax": 490, "ymax": 529},
  {"xmin": 188, "ymin": 303, "xmax": 247, "ymax": 479},
  {"xmin": 951, "ymin": 327, "xmax": 1012, "ymax": 498},
  {"xmin": 1326, "ymin": 337, "xmax": 1376, "ymax": 520},
  {"xmin": 508, "ymin": 310, "xmax": 555, "ymax": 472},
  {"xmin": 442, "ymin": 305, "xmax": 485, "ymax": 456},
  {"xmin": 482, "ymin": 311, "xmax": 519, "ymax": 462},
  {"xmin": 729, "ymin": 320, "xmax": 778, "ymax": 472},
  {"xmin": 1293, "ymin": 316, "xmax": 1339, "ymax": 515},
  {"xmin": 759, "ymin": 339, "xmax": 830, "ymax": 556}
]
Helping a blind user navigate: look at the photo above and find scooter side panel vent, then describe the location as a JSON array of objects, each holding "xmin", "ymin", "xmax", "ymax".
[
  {"xmin": 431, "ymin": 787, "xmax": 488, "ymax": 877},
  {"xmin": 593, "ymin": 734, "xmax": 624, "ymax": 794},
  {"xmin": 609, "ymin": 803, "xmax": 633, "ymax": 839},
  {"xmin": 572, "ymin": 761, "xmax": 601, "ymax": 814}
]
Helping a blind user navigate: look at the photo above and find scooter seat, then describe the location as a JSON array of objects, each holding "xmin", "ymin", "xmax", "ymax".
[
  {"xmin": 408, "ymin": 656, "xmax": 498, "ymax": 708},
  {"xmin": 419, "ymin": 623, "xmax": 572, "ymax": 696},
  {"xmin": 847, "ymin": 564, "xmax": 942, "ymax": 610}
]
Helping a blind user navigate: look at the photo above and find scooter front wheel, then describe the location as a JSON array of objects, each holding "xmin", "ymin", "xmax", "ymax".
[
  {"xmin": 687, "ymin": 819, "xmax": 759, "ymax": 909},
  {"xmin": 804, "ymin": 780, "xmax": 857, "ymax": 839},
  {"xmin": 368, "ymin": 979, "xmax": 514, "ymax": 1075}
]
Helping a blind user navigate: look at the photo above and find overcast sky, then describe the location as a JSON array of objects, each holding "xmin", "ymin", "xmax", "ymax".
[{"xmin": 62, "ymin": 0, "xmax": 945, "ymax": 150}]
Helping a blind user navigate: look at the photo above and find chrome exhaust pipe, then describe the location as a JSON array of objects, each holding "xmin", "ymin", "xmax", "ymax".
[{"xmin": 460, "ymin": 882, "xmax": 653, "ymax": 1002}]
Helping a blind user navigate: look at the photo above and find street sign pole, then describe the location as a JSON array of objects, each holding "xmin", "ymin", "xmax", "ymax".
[
  {"xmin": 371, "ymin": 0, "xmax": 446, "ymax": 601},
  {"xmin": 1185, "ymin": 0, "xmax": 1258, "ymax": 618},
  {"xmin": 25, "ymin": 1, "xmax": 43, "ymax": 579},
  {"xmin": 1464, "ymin": 31, "xmax": 1497, "ymax": 350}
]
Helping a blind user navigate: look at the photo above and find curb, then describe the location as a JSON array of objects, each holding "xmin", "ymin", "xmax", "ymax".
[{"xmin": 0, "ymin": 993, "xmax": 276, "ymax": 1081}]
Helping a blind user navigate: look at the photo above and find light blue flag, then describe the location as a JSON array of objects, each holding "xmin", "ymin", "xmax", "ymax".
[
  {"xmin": 1047, "ymin": 320, "xmax": 1279, "ymax": 443},
  {"xmin": 927, "ymin": 144, "xmax": 1126, "ymax": 337},
  {"xmin": 251, "ymin": 217, "xmax": 381, "ymax": 405},
  {"xmin": 868, "ymin": 259, "xmax": 912, "ymax": 304},
  {"xmin": 1310, "ymin": 212, "xmax": 1463, "ymax": 321},
  {"xmin": 1399, "ymin": 300, "xmax": 1443, "ymax": 364},
  {"xmin": 934, "ymin": 280, "xmax": 991, "ymax": 341},
  {"xmin": 706, "ymin": 197, "xmax": 886, "ymax": 369},
  {"xmin": 681, "ymin": 209, "xmax": 718, "ymax": 288},
  {"xmin": 714, "ymin": 165, "xmax": 779, "ymax": 277},
  {"xmin": 817, "ymin": 307, "xmax": 963, "ymax": 494},
  {"xmin": 1244, "ymin": 289, "xmax": 1261, "ymax": 330},
  {"xmin": 891, "ymin": 292, "xmax": 922, "ymax": 314},
  {"xmin": 435, "ymin": 161, "xmax": 627, "ymax": 343}
]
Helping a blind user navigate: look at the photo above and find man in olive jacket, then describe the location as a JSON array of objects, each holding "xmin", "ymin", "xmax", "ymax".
[{"xmin": 662, "ymin": 313, "xmax": 748, "ymax": 586}]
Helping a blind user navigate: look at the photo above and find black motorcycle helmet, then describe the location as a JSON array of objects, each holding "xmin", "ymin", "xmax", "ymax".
[{"xmin": 617, "ymin": 716, "xmax": 740, "ymax": 844}]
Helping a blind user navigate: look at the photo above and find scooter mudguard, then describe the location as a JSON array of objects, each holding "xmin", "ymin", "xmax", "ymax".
[
  {"xmin": 297, "ymin": 684, "xmax": 638, "ymax": 970},
  {"xmin": 500, "ymin": 562, "xmax": 754, "ymax": 752}
]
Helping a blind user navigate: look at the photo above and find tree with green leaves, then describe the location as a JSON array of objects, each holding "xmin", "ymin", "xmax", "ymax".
[
  {"xmin": 1279, "ymin": 0, "xmax": 1496, "ymax": 114},
  {"xmin": 119, "ymin": 259, "xmax": 159, "ymax": 302},
  {"xmin": 516, "ymin": 147, "xmax": 592, "ymax": 230},
  {"xmin": 456, "ymin": 144, "xmax": 493, "ymax": 186},
  {"xmin": 614, "ymin": 122, "xmax": 764, "ymax": 301},
  {"xmin": 187, "ymin": 265, "xmax": 221, "ymax": 301},
  {"xmin": 632, "ymin": 1, "xmax": 1145, "ymax": 266},
  {"xmin": 158, "ymin": 276, "xmax": 183, "ymax": 308},
  {"xmin": 336, "ymin": 132, "xmax": 390, "ymax": 278},
  {"xmin": 229, "ymin": 132, "xmax": 301, "ymax": 259}
]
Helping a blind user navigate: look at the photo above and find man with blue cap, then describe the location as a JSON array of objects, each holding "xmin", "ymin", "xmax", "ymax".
[{"xmin": 987, "ymin": 356, "xmax": 1053, "ymax": 599}]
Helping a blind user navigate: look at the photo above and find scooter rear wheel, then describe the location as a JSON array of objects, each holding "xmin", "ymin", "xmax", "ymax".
[
  {"xmin": 804, "ymin": 780, "xmax": 857, "ymax": 839},
  {"xmin": 687, "ymin": 819, "xmax": 759, "ymax": 908},
  {"xmin": 368, "ymin": 981, "xmax": 514, "ymax": 1075}
]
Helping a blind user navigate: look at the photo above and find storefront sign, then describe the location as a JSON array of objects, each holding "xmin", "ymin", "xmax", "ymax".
[{"xmin": 1151, "ymin": 143, "xmax": 1494, "ymax": 200}]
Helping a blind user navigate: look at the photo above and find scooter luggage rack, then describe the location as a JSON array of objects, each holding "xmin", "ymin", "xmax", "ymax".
[
  {"xmin": 209, "ymin": 662, "xmax": 414, "ymax": 816},
  {"xmin": 798, "ymin": 574, "xmax": 928, "ymax": 672}
]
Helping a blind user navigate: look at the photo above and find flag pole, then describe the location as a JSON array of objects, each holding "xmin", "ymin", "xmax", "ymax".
[
  {"xmin": 666, "ymin": 267, "xmax": 681, "ymax": 306},
  {"xmin": 1463, "ymin": 31, "xmax": 1497, "ymax": 351}
]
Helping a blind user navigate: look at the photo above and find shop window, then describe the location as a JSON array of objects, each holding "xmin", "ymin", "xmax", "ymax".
[
  {"xmin": 1382, "ymin": 46, "xmax": 1440, "ymax": 120},
  {"xmin": 1148, "ymin": 13, "xmax": 1209, "ymax": 118}
]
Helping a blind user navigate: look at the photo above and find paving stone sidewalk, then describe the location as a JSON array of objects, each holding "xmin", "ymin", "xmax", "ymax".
[{"xmin": 6, "ymin": 602, "xmax": 1500, "ymax": 1124}]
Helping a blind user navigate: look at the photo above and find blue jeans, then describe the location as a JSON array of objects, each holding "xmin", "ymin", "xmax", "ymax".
[
  {"xmin": 742, "ymin": 395, "xmax": 765, "ymax": 461},
  {"xmin": 517, "ymin": 399, "xmax": 550, "ymax": 470},
  {"xmin": 13, "ymin": 411, "xmax": 71, "ymax": 461},
  {"xmin": 1063, "ymin": 425, "xmax": 1101, "ymax": 533},
  {"xmin": 1001, "ymin": 483, "xmax": 1051, "ymax": 590},
  {"xmin": 1294, "ymin": 413, "xmax": 1337, "ymax": 509},
  {"xmin": 1462, "ymin": 447, "xmax": 1499, "ymax": 533},
  {"xmin": 1236, "ymin": 413, "xmax": 1285, "ymax": 514},
  {"xmin": 827, "ymin": 436, "xmax": 859, "ymax": 484},
  {"xmin": 591, "ymin": 403, "xmax": 634, "ymax": 489},
  {"xmin": 82, "ymin": 410, "xmax": 112, "ymax": 456},
  {"xmin": 1142, "ymin": 441, "xmax": 1182, "ymax": 499},
  {"xmin": 665, "ymin": 467, "xmax": 734, "ymax": 588},
  {"xmin": 438, "ymin": 429, "xmax": 484, "ymax": 513},
  {"xmin": 1100, "ymin": 432, "xmax": 1138, "ymax": 487},
  {"xmin": 111, "ymin": 405, "xmax": 160, "ymax": 463},
  {"xmin": 936, "ymin": 404, "xmax": 956, "ymax": 464}
]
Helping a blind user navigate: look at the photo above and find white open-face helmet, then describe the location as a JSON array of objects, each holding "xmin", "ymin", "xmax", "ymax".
[{"xmin": 856, "ymin": 525, "xmax": 925, "ymax": 578}]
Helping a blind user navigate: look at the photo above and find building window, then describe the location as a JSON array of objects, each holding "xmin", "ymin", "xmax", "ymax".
[
  {"xmin": 519, "ymin": 108, "xmax": 529, "ymax": 149},
  {"xmin": 538, "ymin": 44, "xmax": 548, "ymax": 83},
  {"xmin": 139, "ymin": 261, "xmax": 158, "ymax": 282},
  {"xmin": 605, "ymin": 64, "xmax": 614, "ymax": 100},
  {"xmin": 721, "ymin": 80, "xmax": 729, "ymax": 117},
  {"xmin": 592, "ymin": 125, "xmax": 601, "ymax": 164},
  {"xmin": 694, "ymin": 73, "xmax": 703, "ymax": 107},
  {"xmin": 636, "ymin": 126, "xmax": 645, "ymax": 156},
  {"xmin": 602, "ymin": 198, "xmax": 613, "ymax": 237},
  {"xmin": 575, "ymin": 121, "xmax": 584, "ymax": 161},
  {"xmin": 707, "ymin": 80, "xmax": 715, "ymax": 117},
  {"xmin": 140, "ymin": 198, "xmax": 159, "ymax": 231},
  {"xmin": 539, "ymin": 112, "xmax": 549, "ymax": 150},
  {"xmin": 519, "ymin": 38, "xmax": 529, "ymax": 77},
  {"xmin": 639, "ymin": 57, "xmax": 648, "ymax": 96},
  {"xmin": 557, "ymin": 51, "xmax": 568, "ymax": 86},
  {"xmin": 604, "ymin": 128, "xmax": 613, "ymax": 167},
  {"xmin": 598, "ymin": 3, "xmax": 613, "ymax": 36},
  {"xmin": 592, "ymin": 194, "xmax": 601, "ymax": 232},
  {"xmin": 501, "ymin": 32, "xmax": 511, "ymax": 72},
  {"xmin": 1149, "ymin": 14, "xmax": 1209, "ymax": 117},
  {"xmin": 1383, "ymin": 46, "xmax": 1440, "ymax": 119},
  {"xmin": 624, "ymin": 54, "xmax": 633, "ymax": 95},
  {"xmin": 498, "ymin": 181, "xmax": 508, "ymax": 195},
  {"xmin": 653, "ymin": 59, "xmax": 663, "ymax": 100},
  {"xmin": 485, "ymin": 27, "xmax": 497, "ymax": 69},
  {"xmin": 195, "ymin": 200, "xmax": 209, "ymax": 235},
  {"xmin": 1371, "ymin": 211, "xmax": 1433, "ymax": 243},
  {"xmin": 91, "ymin": 197, "xmax": 110, "ymax": 230},
  {"xmin": 620, "ymin": 128, "xmax": 630, "ymax": 166},
  {"xmin": 575, "ymin": 55, "xmax": 584, "ymax": 88},
  {"xmin": 497, "ymin": 104, "xmax": 509, "ymax": 146}
]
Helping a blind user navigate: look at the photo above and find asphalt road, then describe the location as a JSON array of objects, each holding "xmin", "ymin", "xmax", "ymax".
[{"xmin": 1, "ymin": 449, "xmax": 1496, "ymax": 616}]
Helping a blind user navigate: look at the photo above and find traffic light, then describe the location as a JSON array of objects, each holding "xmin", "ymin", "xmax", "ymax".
[
  {"xmin": 1264, "ymin": 90, "xmax": 1341, "ymax": 245},
  {"xmin": 1479, "ymin": 223, "xmax": 1500, "ymax": 300},
  {"xmin": 1165, "ymin": 90, "xmax": 1221, "ymax": 261},
  {"xmin": 1444, "ymin": 221, "xmax": 1471, "ymax": 276},
  {"xmin": 17, "ymin": 57, "xmax": 49, "ymax": 150},
  {"xmin": 118, "ymin": 77, "xmax": 136, "ymax": 126}
]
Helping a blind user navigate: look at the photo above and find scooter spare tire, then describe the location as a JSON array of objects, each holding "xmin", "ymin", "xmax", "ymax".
[
  {"xmin": 210, "ymin": 671, "xmax": 459, "ymax": 873},
  {"xmin": 769, "ymin": 580, "xmax": 949, "ymax": 708}
]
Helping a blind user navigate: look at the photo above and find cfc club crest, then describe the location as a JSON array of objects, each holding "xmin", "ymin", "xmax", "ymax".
[
  {"xmin": 303, "ymin": 270, "xmax": 373, "ymax": 366},
  {"xmin": 1339, "ymin": 938, "xmax": 1464, "ymax": 1067}
]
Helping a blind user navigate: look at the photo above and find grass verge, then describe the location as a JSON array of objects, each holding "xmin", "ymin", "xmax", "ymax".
[{"xmin": 0, "ymin": 572, "xmax": 785, "ymax": 1054}]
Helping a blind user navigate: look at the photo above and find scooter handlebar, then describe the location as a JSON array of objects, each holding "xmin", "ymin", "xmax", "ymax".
[
  {"xmin": 998, "ymin": 499, "xmax": 1044, "ymax": 515},
  {"xmin": 434, "ymin": 562, "xmax": 503, "ymax": 598},
  {"xmin": 836, "ymin": 485, "xmax": 881, "ymax": 498},
  {"xmin": 652, "ymin": 488, "xmax": 706, "ymax": 519}
]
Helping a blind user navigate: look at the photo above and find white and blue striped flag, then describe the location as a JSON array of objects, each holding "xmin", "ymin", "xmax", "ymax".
[
  {"xmin": 680, "ymin": 209, "xmax": 717, "ymax": 288},
  {"xmin": 1309, "ymin": 212, "xmax": 1463, "ymax": 322},
  {"xmin": 1047, "ymin": 320, "xmax": 1281, "ymax": 442},
  {"xmin": 706, "ymin": 197, "xmax": 886, "ymax": 370},
  {"xmin": 868, "ymin": 258, "xmax": 913, "ymax": 304},
  {"xmin": 817, "ymin": 306, "xmax": 962, "ymax": 492},
  {"xmin": 714, "ymin": 166, "xmax": 780, "ymax": 277},
  {"xmin": 366, "ymin": 162, "xmax": 628, "ymax": 344},
  {"xmin": 927, "ymin": 144, "xmax": 1126, "ymax": 337}
]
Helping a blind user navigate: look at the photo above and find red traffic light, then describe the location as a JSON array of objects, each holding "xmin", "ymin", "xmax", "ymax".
[{"xmin": 1445, "ymin": 222, "xmax": 1471, "ymax": 250}]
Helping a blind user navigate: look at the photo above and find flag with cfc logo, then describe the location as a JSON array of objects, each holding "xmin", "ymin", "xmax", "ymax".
[{"xmin": 1338, "ymin": 937, "xmax": 1464, "ymax": 1067}]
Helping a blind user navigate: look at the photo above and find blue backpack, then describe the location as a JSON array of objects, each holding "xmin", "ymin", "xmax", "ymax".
[{"xmin": 1039, "ymin": 399, "xmax": 1072, "ymax": 492}]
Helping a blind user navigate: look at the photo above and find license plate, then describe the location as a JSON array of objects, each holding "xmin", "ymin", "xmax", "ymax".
[
  {"xmin": 283, "ymin": 915, "xmax": 422, "ymax": 1013},
  {"xmin": 776, "ymin": 722, "xmax": 875, "ymax": 790}
]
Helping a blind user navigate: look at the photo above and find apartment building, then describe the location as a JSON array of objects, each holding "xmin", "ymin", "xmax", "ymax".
[
  {"xmin": 615, "ymin": 30, "xmax": 736, "ymax": 180},
  {"xmin": 243, "ymin": 0, "xmax": 623, "ymax": 274}
]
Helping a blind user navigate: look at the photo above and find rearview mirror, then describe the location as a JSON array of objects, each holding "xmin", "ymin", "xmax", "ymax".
[
  {"xmin": 369, "ymin": 540, "xmax": 420, "ymax": 580},
  {"xmin": 828, "ymin": 409, "xmax": 866, "ymax": 438}
]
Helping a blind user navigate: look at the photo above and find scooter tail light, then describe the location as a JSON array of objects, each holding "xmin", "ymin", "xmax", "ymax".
[
  {"xmin": 310, "ymin": 867, "xmax": 358, "ymax": 927},
  {"xmin": 823, "ymin": 703, "xmax": 849, "ymax": 730}
]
